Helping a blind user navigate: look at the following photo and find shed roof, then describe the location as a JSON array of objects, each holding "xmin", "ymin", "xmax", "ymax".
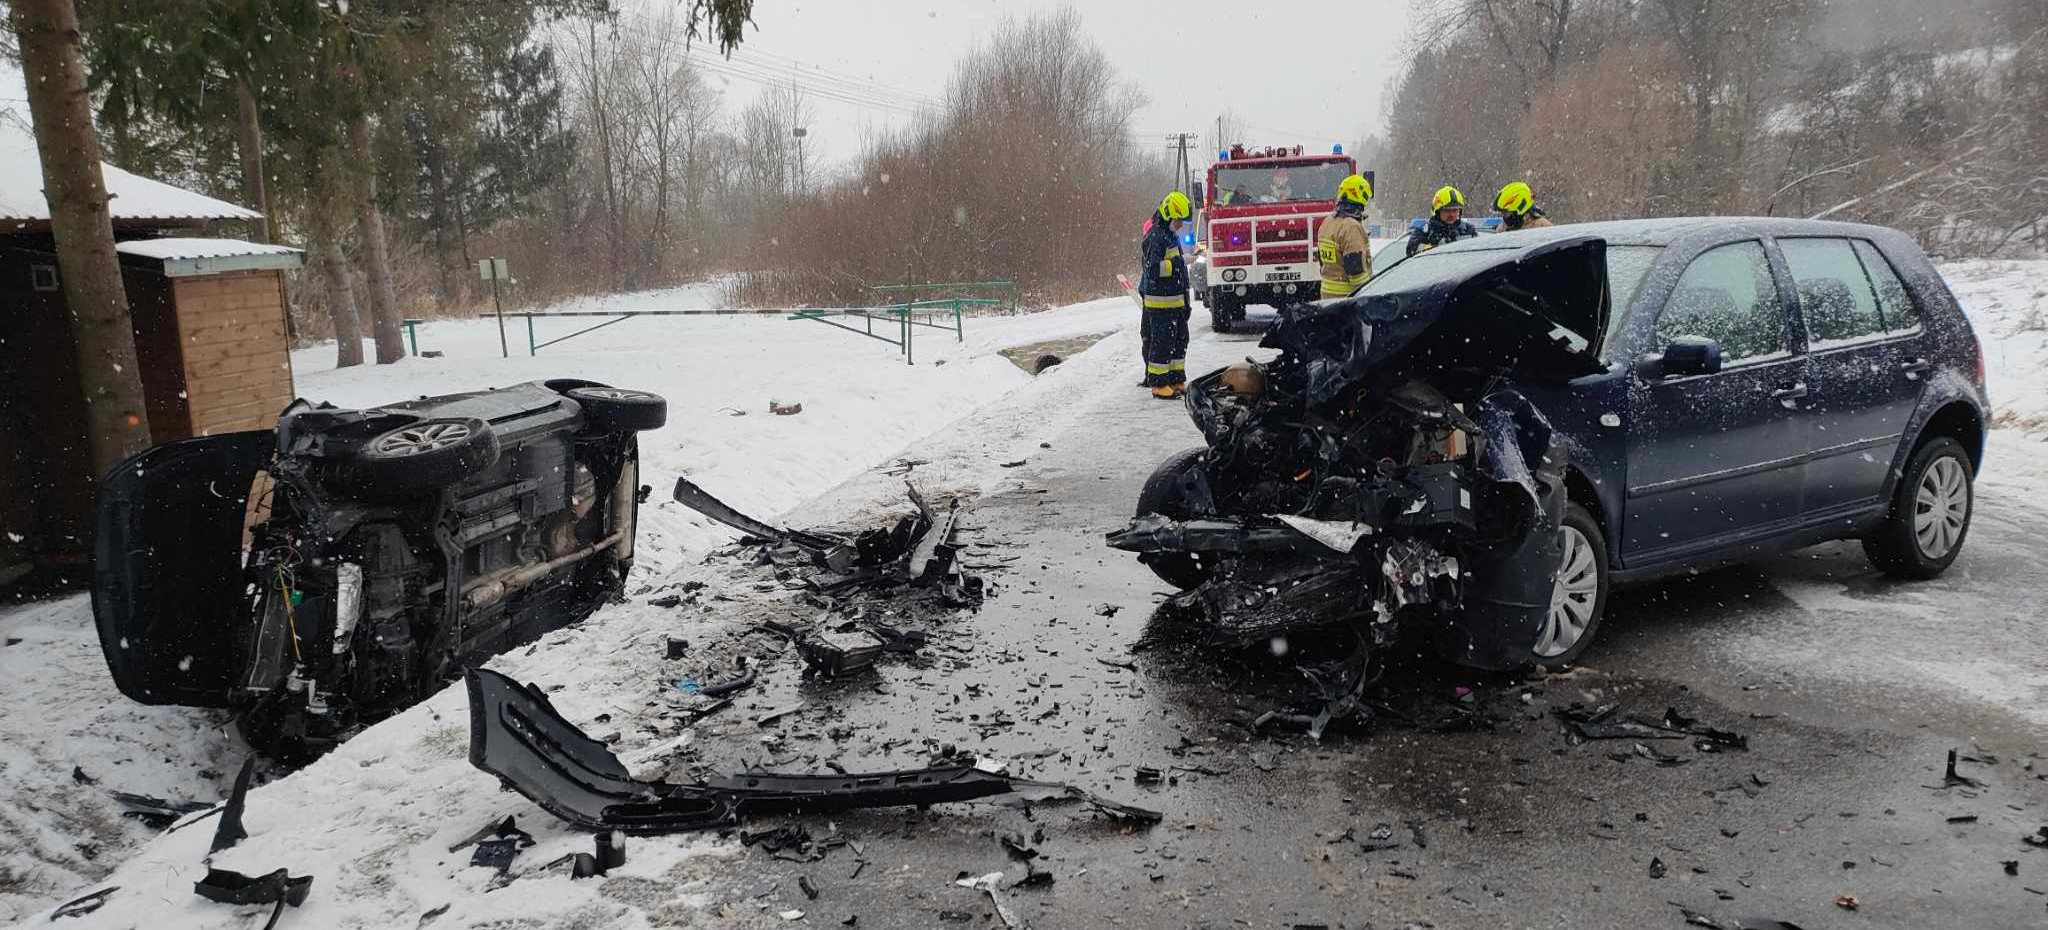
[
  {"xmin": 0, "ymin": 119, "xmax": 261, "ymax": 226},
  {"xmin": 116, "ymin": 238, "xmax": 303, "ymax": 277}
]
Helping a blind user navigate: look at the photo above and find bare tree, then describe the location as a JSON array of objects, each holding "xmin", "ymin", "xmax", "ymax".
[
  {"xmin": 351, "ymin": 115, "xmax": 405, "ymax": 363},
  {"xmin": 10, "ymin": 0, "xmax": 151, "ymax": 474}
]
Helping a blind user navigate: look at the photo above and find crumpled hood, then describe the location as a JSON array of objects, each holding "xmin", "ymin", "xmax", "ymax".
[{"xmin": 1261, "ymin": 236, "xmax": 1611, "ymax": 403}]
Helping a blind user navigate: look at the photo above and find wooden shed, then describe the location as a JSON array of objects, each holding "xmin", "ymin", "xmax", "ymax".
[{"xmin": 0, "ymin": 122, "xmax": 302, "ymax": 586}]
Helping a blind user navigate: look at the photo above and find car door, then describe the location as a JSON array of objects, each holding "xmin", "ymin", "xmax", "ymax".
[
  {"xmin": 1776, "ymin": 236, "xmax": 1914, "ymax": 517},
  {"xmin": 1623, "ymin": 240, "xmax": 1809, "ymax": 563},
  {"xmin": 93, "ymin": 430, "xmax": 273, "ymax": 707}
]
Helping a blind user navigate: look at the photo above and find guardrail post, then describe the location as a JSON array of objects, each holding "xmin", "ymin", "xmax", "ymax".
[
  {"xmin": 954, "ymin": 299, "xmax": 963, "ymax": 341},
  {"xmin": 403, "ymin": 319, "xmax": 419, "ymax": 356},
  {"xmin": 527, "ymin": 316, "xmax": 536, "ymax": 357}
]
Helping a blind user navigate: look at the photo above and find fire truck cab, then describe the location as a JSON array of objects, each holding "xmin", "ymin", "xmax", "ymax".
[{"xmin": 1199, "ymin": 145, "xmax": 1363, "ymax": 328}]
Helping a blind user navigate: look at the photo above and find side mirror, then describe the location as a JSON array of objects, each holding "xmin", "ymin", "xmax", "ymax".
[{"xmin": 1637, "ymin": 336, "xmax": 1722, "ymax": 380}]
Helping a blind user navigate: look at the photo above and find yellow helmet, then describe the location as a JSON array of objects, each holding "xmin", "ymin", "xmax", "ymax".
[
  {"xmin": 1431, "ymin": 186, "xmax": 1467, "ymax": 213},
  {"xmin": 1337, "ymin": 174, "xmax": 1373, "ymax": 208},
  {"xmin": 1495, "ymin": 181, "xmax": 1535, "ymax": 216},
  {"xmin": 1159, "ymin": 191, "xmax": 1191, "ymax": 221}
]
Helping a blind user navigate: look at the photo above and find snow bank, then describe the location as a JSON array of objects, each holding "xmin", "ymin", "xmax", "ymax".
[
  {"xmin": 1943, "ymin": 259, "xmax": 2048, "ymax": 432},
  {"xmin": 0, "ymin": 292, "xmax": 1134, "ymax": 922}
]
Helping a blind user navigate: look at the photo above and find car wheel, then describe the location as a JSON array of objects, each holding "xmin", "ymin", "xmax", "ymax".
[
  {"xmin": 567, "ymin": 386, "xmax": 668, "ymax": 433},
  {"xmin": 336, "ymin": 418, "xmax": 500, "ymax": 497},
  {"xmin": 1135, "ymin": 447, "xmax": 1215, "ymax": 590},
  {"xmin": 1534, "ymin": 501, "xmax": 1607, "ymax": 667},
  {"xmin": 1863, "ymin": 436, "xmax": 1973, "ymax": 579}
]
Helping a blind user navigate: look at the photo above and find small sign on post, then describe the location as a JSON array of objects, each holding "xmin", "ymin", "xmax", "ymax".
[{"xmin": 480, "ymin": 258, "xmax": 510, "ymax": 357}]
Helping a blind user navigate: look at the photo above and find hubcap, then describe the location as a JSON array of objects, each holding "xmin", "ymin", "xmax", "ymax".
[
  {"xmin": 374, "ymin": 421, "xmax": 472, "ymax": 456},
  {"xmin": 1912, "ymin": 455, "xmax": 1969, "ymax": 559},
  {"xmin": 1538, "ymin": 525, "xmax": 1599, "ymax": 658},
  {"xmin": 576, "ymin": 388, "xmax": 650, "ymax": 401}
]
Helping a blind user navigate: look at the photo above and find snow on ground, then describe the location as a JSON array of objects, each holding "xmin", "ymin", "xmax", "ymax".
[
  {"xmin": 1944, "ymin": 258, "xmax": 2048, "ymax": 431},
  {"xmin": 0, "ymin": 290, "xmax": 1134, "ymax": 923}
]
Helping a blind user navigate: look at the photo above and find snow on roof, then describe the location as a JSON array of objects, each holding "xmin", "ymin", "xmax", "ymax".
[
  {"xmin": 116, "ymin": 237, "xmax": 299, "ymax": 261},
  {"xmin": 116, "ymin": 237, "xmax": 302, "ymax": 276},
  {"xmin": 0, "ymin": 119, "xmax": 261, "ymax": 225}
]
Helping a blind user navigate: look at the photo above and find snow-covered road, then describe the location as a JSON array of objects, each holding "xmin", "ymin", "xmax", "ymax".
[
  {"xmin": 0, "ymin": 290, "xmax": 1134, "ymax": 923},
  {"xmin": 4, "ymin": 258, "xmax": 2044, "ymax": 926}
]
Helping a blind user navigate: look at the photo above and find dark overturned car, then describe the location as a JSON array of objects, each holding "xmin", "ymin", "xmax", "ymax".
[
  {"xmin": 93, "ymin": 379, "xmax": 667, "ymax": 755},
  {"xmin": 1111, "ymin": 218, "xmax": 1986, "ymax": 685}
]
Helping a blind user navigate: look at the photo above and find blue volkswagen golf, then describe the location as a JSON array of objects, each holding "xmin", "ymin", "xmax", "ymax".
[{"xmin": 1111, "ymin": 217, "xmax": 1987, "ymax": 670}]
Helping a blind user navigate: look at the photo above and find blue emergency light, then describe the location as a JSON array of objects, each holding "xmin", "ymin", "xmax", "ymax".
[
  {"xmin": 1409, "ymin": 218, "xmax": 1427, "ymax": 231},
  {"xmin": 1218, "ymin": 149, "xmax": 1229, "ymax": 161},
  {"xmin": 1333, "ymin": 144, "xmax": 1343, "ymax": 155},
  {"xmin": 1181, "ymin": 232, "xmax": 1195, "ymax": 247},
  {"xmin": 1478, "ymin": 217, "xmax": 1503, "ymax": 230}
]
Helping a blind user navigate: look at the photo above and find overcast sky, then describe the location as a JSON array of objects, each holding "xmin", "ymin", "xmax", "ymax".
[{"xmin": 672, "ymin": 0, "xmax": 1417, "ymax": 170}]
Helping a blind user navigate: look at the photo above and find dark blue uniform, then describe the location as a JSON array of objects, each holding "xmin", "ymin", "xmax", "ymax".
[
  {"xmin": 1138, "ymin": 211, "xmax": 1191, "ymax": 388},
  {"xmin": 1405, "ymin": 215, "xmax": 1479, "ymax": 257}
]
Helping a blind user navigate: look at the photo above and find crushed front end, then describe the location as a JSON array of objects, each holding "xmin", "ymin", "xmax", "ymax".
[{"xmin": 1108, "ymin": 236, "xmax": 1607, "ymax": 679}]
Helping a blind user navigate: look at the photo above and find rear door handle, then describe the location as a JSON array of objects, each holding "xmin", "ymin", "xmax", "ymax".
[{"xmin": 1900, "ymin": 357, "xmax": 1931, "ymax": 379}]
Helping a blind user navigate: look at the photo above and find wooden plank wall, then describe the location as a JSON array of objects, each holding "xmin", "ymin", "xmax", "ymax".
[{"xmin": 172, "ymin": 269, "xmax": 296, "ymax": 435}]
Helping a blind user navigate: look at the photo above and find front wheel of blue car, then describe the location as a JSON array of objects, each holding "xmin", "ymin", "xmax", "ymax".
[
  {"xmin": 1535, "ymin": 502, "xmax": 1607, "ymax": 667},
  {"xmin": 1135, "ymin": 447, "xmax": 1216, "ymax": 590}
]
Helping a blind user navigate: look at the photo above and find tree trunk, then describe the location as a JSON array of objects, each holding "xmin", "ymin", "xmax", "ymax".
[
  {"xmin": 425, "ymin": 125, "xmax": 455, "ymax": 307},
  {"xmin": 10, "ymin": 0, "xmax": 152, "ymax": 476},
  {"xmin": 235, "ymin": 80, "xmax": 271, "ymax": 243},
  {"xmin": 349, "ymin": 115, "xmax": 405, "ymax": 364},
  {"xmin": 307, "ymin": 200, "xmax": 364, "ymax": 368}
]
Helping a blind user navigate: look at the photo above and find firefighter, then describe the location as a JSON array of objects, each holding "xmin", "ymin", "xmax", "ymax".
[
  {"xmin": 1405, "ymin": 185, "xmax": 1479, "ymax": 257},
  {"xmin": 1494, "ymin": 181, "xmax": 1554, "ymax": 230},
  {"xmin": 1317, "ymin": 174, "xmax": 1374, "ymax": 299},
  {"xmin": 1138, "ymin": 191, "xmax": 1194, "ymax": 398}
]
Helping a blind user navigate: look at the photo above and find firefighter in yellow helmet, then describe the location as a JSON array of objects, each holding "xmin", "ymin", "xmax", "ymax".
[
  {"xmin": 1138, "ymin": 191, "xmax": 1194, "ymax": 398},
  {"xmin": 1494, "ymin": 181, "xmax": 1554, "ymax": 230},
  {"xmin": 1317, "ymin": 175, "xmax": 1374, "ymax": 300},
  {"xmin": 1406, "ymin": 185, "xmax": 1479, "ymax": 257}
]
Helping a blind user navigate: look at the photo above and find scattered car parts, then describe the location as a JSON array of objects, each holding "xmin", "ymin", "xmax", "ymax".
[
  {"xmin": 194, "ymin": 867, "xmax": 313, "ymax": 930},
  {"xmin": 466, "ymin": 668, "xmax": 1156, "ymax": 834},
  {"xmin": 672, "ymin": 478, "xmax": 984, "ymax": 607}
]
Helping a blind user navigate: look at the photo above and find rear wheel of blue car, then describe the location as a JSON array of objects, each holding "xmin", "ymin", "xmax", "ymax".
[
  {"xmin": 1864, "ymin": 436, "xmax": 1973, "ymax": 579},
  {"xmin": 1536, "ymin": 502, "xmax": 1607, "ymax": 666}
]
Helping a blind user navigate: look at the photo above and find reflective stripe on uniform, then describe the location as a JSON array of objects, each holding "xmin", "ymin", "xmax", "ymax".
[
  {"xmin": 1169, "ymin": 359, "xmax": 1185, "ymax": 371},
  {"xmin": 1142, "ymin": 294, "xmax": 1187, "ymax": 309},
  {"xmin": 1146, "ymin": 363, "xmax": 1172, "ymax": 375},
  {"xmin": 1159, "ymin": 257, "xmax": 1174, "ymax": 276}
]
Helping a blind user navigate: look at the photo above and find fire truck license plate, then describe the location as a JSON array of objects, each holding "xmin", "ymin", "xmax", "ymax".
[{"xmin": 1266, "ymin": 271, "xmax": 1300, "ymax": 282}]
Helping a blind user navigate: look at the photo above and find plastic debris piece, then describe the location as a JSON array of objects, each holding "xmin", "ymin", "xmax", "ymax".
[
  {"xmin": 780, "ymin": 910, "xmax": 806, "ymax": 920},
  {"xmin": 49, "ymin": 886, "xmax": 118, "ymax": 919},
  {"xmin": 1649, "ymin": 856, "xmax": 1668, "ymax": 879},
  {"xmin": 194, "ymin": 867, "xmax": 313, "ymax": 930},
  {"xmin": 1833, "ymin": 895, "xmax": 1859, "ymax": 911},
  {"xmin": 210, "ymin": 755, "xmax": 257, "ymax": 853},
  {"xmin": 799, "ymin": 875, "xmax": 820, "ymax": 899}
]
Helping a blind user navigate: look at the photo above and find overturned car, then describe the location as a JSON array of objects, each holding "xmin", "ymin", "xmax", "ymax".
[
  {"xmin": 93, "ymin": 379, "xmax": 666, "ymax": 755},
  {"xmin": 1109, "ymin": 236, "xmax": 1610, "ymax": 674}
]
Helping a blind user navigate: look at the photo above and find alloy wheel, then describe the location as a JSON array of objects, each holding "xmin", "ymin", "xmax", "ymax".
[{"xmin": 373, "ymin": 421, "xmax": 474, "ymax": 456}]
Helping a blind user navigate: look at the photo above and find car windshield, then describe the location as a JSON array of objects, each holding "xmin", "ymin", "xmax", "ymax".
[{"xmin": 1212, "ymin": 162, "xmax": 1351, "ymax": 206}]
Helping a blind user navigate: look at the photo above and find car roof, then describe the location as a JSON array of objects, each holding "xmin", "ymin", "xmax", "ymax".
[{"xmin": 1425, "ymin": 216, "xmax": 1907, "ymax": 252}]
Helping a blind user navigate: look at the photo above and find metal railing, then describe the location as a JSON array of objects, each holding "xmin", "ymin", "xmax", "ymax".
[
  {"xmin": 787, "ymin": 298, "xmax": 1000, "ymax": 365},
  {"xmin": 869, "ymin": 279, "xmax": 1018, "ymax": 314}
]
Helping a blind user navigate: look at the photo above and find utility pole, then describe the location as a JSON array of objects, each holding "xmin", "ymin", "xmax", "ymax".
[{"xmin": 1166, "ymin": 132, "xmax": 1197, "ymax": 198}]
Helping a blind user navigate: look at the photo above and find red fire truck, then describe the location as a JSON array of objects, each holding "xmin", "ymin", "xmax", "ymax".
[{"xmin": 1198, "ymin": 144, "xmax": 1363, "ymax": 328}]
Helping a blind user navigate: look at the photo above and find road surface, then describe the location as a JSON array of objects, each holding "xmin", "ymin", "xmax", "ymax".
[{"xmin": 671, "ymin": 311, "xmax": 2048, "ymax": 930}]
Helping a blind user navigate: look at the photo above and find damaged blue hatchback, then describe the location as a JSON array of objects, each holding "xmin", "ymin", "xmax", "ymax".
[{"xmin": 1109, "ymin": 218, "xmax": 1987, "ymax": 672}]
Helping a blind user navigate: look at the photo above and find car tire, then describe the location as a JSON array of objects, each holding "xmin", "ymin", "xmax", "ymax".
[
  {"xmin": 336, "ymin": 418, "xmax": 500, "ymax": 496},
  {"xmin": 1134, "ymin": 447, "xmax": 1215, "ymax": 590},
  {"xmin": 567, "ymin": 386, "xmax": 668, "ymax": 433},
  {"xmin": 1863, "ymin": 436, "xmax": 1973, "ymax": 579},
  {"xmin": 1534, "ymin": 501, "xmax": 1607, "ymax": 667}
]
